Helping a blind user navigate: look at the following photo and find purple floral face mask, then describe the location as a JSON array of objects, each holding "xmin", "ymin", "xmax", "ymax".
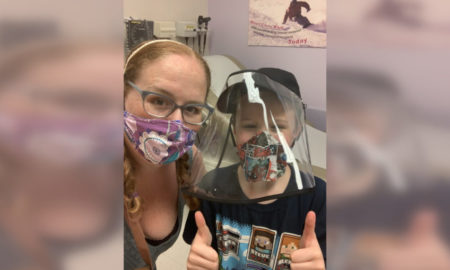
[{"xmin": 124, "ymin": 111, "xmax": 196, "ymax": 164}]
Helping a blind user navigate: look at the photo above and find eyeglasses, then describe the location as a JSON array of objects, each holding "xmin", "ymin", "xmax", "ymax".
[{"xmin": 127, "ymin": 81, "xmax": 213, "ymax": 125}]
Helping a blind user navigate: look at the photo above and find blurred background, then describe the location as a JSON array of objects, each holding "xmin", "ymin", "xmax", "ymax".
[
  {"xmin": 1, "ymin": 0, "xmax": 449, "ymax": 269},
  {"xmin": 327, "ymin": 0, "xmax": 450, "ymax": 269},
  {"xmin": 0, "ymin": 0, "xmax": 123, "ymax": 269}
]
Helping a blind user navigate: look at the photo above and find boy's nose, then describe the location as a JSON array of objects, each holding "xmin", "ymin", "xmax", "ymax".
[
  {"xmin": 257, "ymin": 125, "xmax": 272, "ymax": 136},
  {"xmin": 253, "ymin": 128, "xmax": 263, "ymax": 137}
]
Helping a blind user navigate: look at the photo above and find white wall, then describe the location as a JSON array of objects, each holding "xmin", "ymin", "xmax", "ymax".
[
  {"xmin": 208, "ymin": 0, "xmax": 326, "ymax": 113},
  {"xmin": 123, "ymin": 0, "xmax": 208, "ymax": 22}
]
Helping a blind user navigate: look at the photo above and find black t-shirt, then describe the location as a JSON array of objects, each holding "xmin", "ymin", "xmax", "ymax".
[{"xmin": 183, "ymin": 164, "xmax": 326, "ymax": 270}]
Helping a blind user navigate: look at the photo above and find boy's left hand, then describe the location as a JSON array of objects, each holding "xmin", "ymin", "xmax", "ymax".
[{"xmin": 290, "ymin": 211, "xmax": 325, "ymax": 270}]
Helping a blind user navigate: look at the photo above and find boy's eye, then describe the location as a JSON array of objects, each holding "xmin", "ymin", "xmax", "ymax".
[
  {"xmin": 271, "ymin": 125, "xmax": 286, "ymax": 130},
  {"xmin": 242, "ymin": 124, "xmax": 257, "ymax": 129}
]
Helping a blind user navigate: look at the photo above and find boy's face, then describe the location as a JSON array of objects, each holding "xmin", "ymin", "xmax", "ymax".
[{"xmin": 234, "ymin": 91, "xmax": 297, "ymax": 145}]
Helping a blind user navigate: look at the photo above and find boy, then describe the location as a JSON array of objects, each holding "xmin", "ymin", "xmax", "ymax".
[{"xmin": 183, "ymin": 68, "xmax": 326, "ymax": 270}]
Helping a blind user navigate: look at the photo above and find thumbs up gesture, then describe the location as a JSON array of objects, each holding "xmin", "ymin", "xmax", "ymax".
[
  {"xmin": 187, "ymin": 211, "xmax": 219, "ymax": 270},
  {"xmin": 290, "ymin": 211, "xmax": 325, "ymax": 270}
]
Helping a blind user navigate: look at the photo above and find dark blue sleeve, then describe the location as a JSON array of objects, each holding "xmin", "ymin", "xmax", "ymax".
[
  {"xmin": 183, "ymin": 210, "xmax": 197, "ymax": 244},
  {"xmin": 201, "ymin": 200, "xmax": 219, "ymax": 250},
  {"xmin": 182, "ymin": 200, "xmax": 218, "ymax": 248},
  {"xmin": 313, "ymin": 177, "xmax": 327, "ymax": 261}
]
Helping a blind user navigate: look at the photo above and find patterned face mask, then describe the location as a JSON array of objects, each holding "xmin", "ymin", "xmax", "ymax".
[
  {"xmin": 124, "ymin": 111, "xmax": 196, "ymax": 165},
  {"xmin": 237, "ymin": 131, "xmax": 288, "ymax": 182}
]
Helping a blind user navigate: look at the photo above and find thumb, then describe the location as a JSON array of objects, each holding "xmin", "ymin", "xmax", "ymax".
[
  {"xmin": 193, "ymin": 211, "xmax": 212, "ymax": 246},
  {"xmin": 300, "ymin": 211, "xmax": 317, "ymax": 248}
]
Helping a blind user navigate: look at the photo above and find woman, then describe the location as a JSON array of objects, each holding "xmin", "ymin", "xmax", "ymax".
[{"xmin": 123, "ymin": 40, "xmax": 212, "ymax": 270}]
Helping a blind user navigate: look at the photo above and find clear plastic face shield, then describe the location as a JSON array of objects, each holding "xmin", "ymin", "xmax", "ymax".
[{"xmin": 182, "ymin": 70, "xmax": 315, "ymax": 203}]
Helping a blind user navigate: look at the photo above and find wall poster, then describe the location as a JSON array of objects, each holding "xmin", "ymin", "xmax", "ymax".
[{"xmin": 249, "ymin": 0, "xmax": 326, "ymax": 48}]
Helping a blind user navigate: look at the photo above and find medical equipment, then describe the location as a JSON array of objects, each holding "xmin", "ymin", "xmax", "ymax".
[
  {"xmin": 153, "ymin": 21, "xmax": 176, "ymax": 39},
  {"xmin": 124, "ymin": 18, "xmax": 154, "ymax": 55},
  {"xmin": 176, "ymin": 21, "xmax": 197, "ymax": 38},
  {"xmin": 196, "ymin": 15, "xmax": 211, "ymax": 55},
  {"xmin": 176, "ymin": 21, "xmax": 197, "ymax": 48}
]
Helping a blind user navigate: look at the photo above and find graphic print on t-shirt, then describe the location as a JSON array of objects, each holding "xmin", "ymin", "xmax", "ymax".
[
  {"xmin": 274, "ymin": 232, "xmax": 301, "ymax": 270},
  {"xmin": 215, "ymin": 216, "xmax": 252, "ymax": 268},
  {"xmin": 216, "ymin": 220, "xmax": 241, "ymax": 256},
  {"xmin": 247, "ymin": 225, "xmax": 277, "ymax": 268}
]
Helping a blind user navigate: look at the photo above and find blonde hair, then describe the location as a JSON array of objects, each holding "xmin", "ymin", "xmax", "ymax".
[
  {"xmin": 124, "ymin": 40, "xmax": 206, "ymax": 216},
  {"xmin": 124, "ymin": 39, "xmax": 210, "ymax": 98}
]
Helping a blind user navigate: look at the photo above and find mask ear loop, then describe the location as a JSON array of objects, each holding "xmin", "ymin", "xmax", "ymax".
[
  {"xmin": 195, "ymin": 133, "xmax": 201, "ymax": 145},
  {"xmin": 230, "ymin": 126, "xmax": 237, "ymax": 147},
  {"xmin": 195, "ymin": 122, "xmax": 207, "ymax": 146},
  {"xmin": 229, "ymin": 115, "xmax": 237, "ymax": 147}
]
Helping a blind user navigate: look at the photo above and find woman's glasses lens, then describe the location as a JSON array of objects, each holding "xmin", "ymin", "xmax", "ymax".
[
  {"xmin": 144, "ymin": 94, "xmax": 173, "ymax": 117},
  {"xmin": 183, "ymin": 105, "xmax": 210, "ymax": 124},
  {"xmin": 143, "ymin": 93, "xmax": 210, "ymax": 124}
]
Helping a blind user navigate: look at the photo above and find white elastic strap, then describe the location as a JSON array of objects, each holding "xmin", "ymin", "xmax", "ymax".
[
  {"xmin": 243, "ymin": 72, "xmax": 269, "ymax": 130},
  {"xmin": 270, "ymin": 112, "xmax": 303, "ymax": 189}
]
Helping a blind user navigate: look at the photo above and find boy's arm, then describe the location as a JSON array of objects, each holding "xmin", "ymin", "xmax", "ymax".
[
  {"xmin": 290, "ymin": 211, "xmax": 326, "ymax": 270},
  {"xmin": 186, "ymin": 211, "xmax": 219, "ymax": 270},
  {"xmin": 314, "ymin": 177, "xmax": 327, "ymax": 260},
  {"xmin": 289, "ymin": 177, "xmax": 326, "ymax": 270},
  {"xmin": 183, "ymin": 200, "xmax": 218, "ymax": 248},
  {"xmin": 183, "ymin": 210, "xmax": 197, "ymax": 245}
]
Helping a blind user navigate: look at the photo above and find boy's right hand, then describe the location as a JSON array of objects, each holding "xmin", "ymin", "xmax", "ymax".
[
  {"xmin": 187, "ymin": 211, "xmax": 219, "ymax": 270},
  {"xmin": 291, "ymin": 211, "xmax": 325, "ymax": 270}
]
